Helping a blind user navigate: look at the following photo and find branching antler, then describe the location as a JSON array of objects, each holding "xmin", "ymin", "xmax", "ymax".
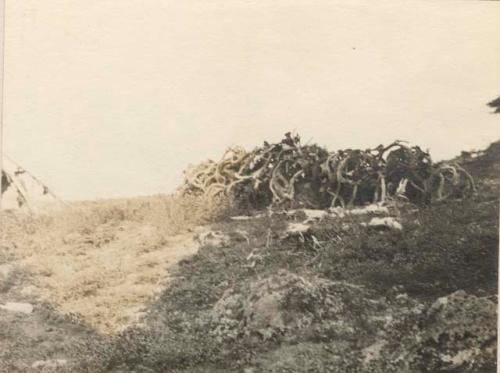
[{"xmin": 180, "ymin": 133, "xmax": 476, "ymax": 209}]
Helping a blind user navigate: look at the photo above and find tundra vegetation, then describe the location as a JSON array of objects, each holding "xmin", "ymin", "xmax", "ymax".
[{"xmin": 0, "ymin": 135, "xmax": 498, "ymax": 373}]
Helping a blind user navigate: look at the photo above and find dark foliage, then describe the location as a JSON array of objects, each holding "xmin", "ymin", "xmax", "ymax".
[{"xmin": 488, "ymin": 95, "xmax": 500, "ymax": 113}]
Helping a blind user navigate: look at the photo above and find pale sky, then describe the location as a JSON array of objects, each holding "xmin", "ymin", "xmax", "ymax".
[{"xmin": 3, "ymin": 0, "xmax": 500, "ymax": 200}]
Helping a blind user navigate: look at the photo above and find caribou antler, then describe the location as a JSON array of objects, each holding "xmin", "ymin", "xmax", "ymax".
[{"xmin": 180, "ymin": 133, "xmax": 476, "ymax": 209}]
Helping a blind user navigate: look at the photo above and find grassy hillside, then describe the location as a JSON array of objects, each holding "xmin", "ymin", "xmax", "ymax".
[
  {"xmin": 66, "ymin": 141, "xmax": 498, "ymax": 373},
  {"xmin": 1, "ymin": 141, "xmax": 498, "ymax": 373},
  {"xmin": 0, "ymin": 194, "xmax": 227, "ymax": 372}
]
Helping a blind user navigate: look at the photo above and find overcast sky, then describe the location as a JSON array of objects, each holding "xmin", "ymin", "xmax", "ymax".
[{"xmin": 3, "ymin": 0, "xmax": 500, "ymax": 200}]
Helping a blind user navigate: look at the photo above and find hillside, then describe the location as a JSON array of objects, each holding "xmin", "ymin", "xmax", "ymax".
[{"xmin": 0, "ymin": 140, "xmax": 498, "ymax": 373}]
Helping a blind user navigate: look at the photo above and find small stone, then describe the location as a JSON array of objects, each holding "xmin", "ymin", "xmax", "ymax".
[
  {"xmin": 230, "ymin": 215, "xmax": 253, "ymax": 221},
  {"xmin": 32, "ymin": 359, "xmax": 67, "ymax": 369},
  {"xmin": 0, "ymin": 302, "xmax": 34, "ymax": 314}
]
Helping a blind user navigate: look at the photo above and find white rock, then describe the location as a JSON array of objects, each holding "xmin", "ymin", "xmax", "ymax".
[
  {"xmin": 230, "ymin": 213, "xmax": 265, "ymax": 221},
  {"xmin": 0, "ymin": 302, "xmax": 34, "ymax": 314},
  {"xmin": 32, "ymin": 359, "xmax": 68, "ymax": 369},
  {"xmin": 367, "ymin": 217, "xmax": 402, "ymax": 231},
  {"xmin": 230, "ymin": 215, "xmax": 253, "ymax": 221}
]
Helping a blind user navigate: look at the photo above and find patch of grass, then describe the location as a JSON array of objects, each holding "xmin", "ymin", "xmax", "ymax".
[
  {"xmin": 358, "ymin": 200, "xmax": 497, "ymax": 298},
  {"xmin": 315, "ymin": 204, "xmax": 497, "ymax": 298},
  {"xmin": 3, "ymin": 192, "xmax": 227, "ymax": 245}
]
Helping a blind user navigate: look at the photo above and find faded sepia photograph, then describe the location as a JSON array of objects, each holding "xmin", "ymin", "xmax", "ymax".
[{"xmin": 0, "ymin": 1, "xmax": 499, "ymax": 372}]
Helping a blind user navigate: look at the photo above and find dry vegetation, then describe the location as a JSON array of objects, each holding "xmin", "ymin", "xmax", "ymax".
[
  {"xmin": 0, "ymin": 138, "xmax": 498, "ymax": 372},
  {"xmin": 1, "ymin": 193, "xmax": 227, "ymax": 333}
]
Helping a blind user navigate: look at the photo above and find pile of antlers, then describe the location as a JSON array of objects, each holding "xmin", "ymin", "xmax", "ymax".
[{"xmin": 181, "ymin": 133, "xmax": 475, "ymax": 209}]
